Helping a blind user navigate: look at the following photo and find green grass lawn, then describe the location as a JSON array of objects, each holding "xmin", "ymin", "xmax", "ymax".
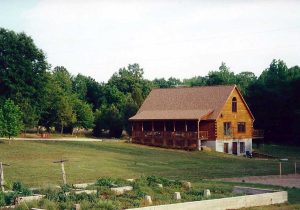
[
  {"xmin": 1, "ymin": 140, "xmax": 299, "ymax": 187},
  {"xmin": 253, "ymin": 143, "xmax": 300, "ymax": 160},
  {"xmin": 1, "ymin": 140, "xmax": 300, "ymax": 208}
]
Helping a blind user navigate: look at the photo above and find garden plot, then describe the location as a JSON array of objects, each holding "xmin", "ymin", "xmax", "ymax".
[{"xmin": 0, "ymin": 176, "xmax": 287, "ymax": 210}]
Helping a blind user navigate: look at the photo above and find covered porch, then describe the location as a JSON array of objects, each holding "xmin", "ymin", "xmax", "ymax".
[{"xmin": 131, "ymin": 120, "xmax": 209, "ymax": 150}]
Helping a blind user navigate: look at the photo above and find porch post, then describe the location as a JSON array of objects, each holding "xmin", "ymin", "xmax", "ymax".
[
  {"xmin": 163, "ymin": 121, "xmax": 166, "ymax": 147},
  {"xmin": 151, "ymin": 121, "xmax": 155, "ymax": 145},
  {"xmin": 131, "ymin": 122, "xmax": 134, "ymax": 143},
  {"xmin": 173, "ymin": 121, "xmax": 176, "ymax": 148},
  {"xmin": 197, "ymin": 120, "xmax": 200, "ymax": 150},
  {"xmin": 184, "ymin": 121, "xmax": 188, "ymax": 148},
  {"xmin": 141, "ymin": 121, "xmax": 144, "ymax": 144}
]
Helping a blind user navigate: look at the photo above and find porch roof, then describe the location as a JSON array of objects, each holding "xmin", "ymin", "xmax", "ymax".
[{"xmin": 129, "ymin": 109, "xmax": 213, "ymax": 120}]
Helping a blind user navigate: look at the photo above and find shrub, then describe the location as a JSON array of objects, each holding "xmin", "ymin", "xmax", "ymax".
[
  {"xmin": 12, "ymin": 181, "xmax": 32, "ymax": 196},
  {"xmin": 0, "ymin": 192, "xmax": 5, "ymax": 207},
  {"xmin": 96, "ymin": 178, "xmax": 114, "ymax": 187}
]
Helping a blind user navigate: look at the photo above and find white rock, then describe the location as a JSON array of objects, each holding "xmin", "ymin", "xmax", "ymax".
[
  {"xmin": 157, "ymin": 184, "xmax": 163, "ymax": 188},
  {"xmin": 73, "ymin": 183, "xmax": 94, "ymax": 189},
  {"xmin": 74, "ymin": 190, "xmax": 97, "ymax": 194},
  {"xmin": 173, "ymin": 192, "xmax": 181, "ymax": 200},
  {"xmin": 73, "ymin": 204, "xmax": 81, "ymax": 210},
  {"xmin": 126, "ymin": 179, "xmax": 135, "ymax": 182},
  {"xmin": 204, "ymin": 189, "xmax": 211, "ymax": 197},
  {"xmin": 110, "ymin": 186, "xmax": 133, "ymax": 195},
  {"xmin": 15, "ymin": 194, "xmax": 45, "ymax": 205},
  {"xmin": 182, "ymin": 181, "xmax": 191, "ymax": 189},
  {"xmin": 144, "ymin": 195, "xmax": 152, "ymax": 205}
]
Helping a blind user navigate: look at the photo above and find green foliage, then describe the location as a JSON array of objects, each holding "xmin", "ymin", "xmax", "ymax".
[
  {"xmin": 12, "ymin": 181, "xmax": 33, "ymax": 196},
  {"xmin": 247, "ymin": 59, "xmax": 300, "ymax": 144},
  {"xmin": 72, "ymin": 97, "xmax": 94, "ymax": 129},
  {"xmin": 94, "ymin": 105, "xmax": 124, "ymax": 138},
  {"xmin": 0, "ymin": 192, "xmax": 5, "ymax": 207},
  {"xmin": 96, "ymin": 178, "xmax": 115, "ymax": 187},
  {"xmin": 153, "ymin": 77, "xmax": 182, "ymax": 88},
  {"xmin": 0, "ymin": 99, "xmax": 23, "ymax": 139},
  {"xmin": 39, "ymin": 199, "xmax": 57, "ymax": 210},
  {"xmin": 207, "ymin": 62, "xmax": 236, "ymax": 85},
  {"xmin": 0, "ymin": 28, "xmax": 49, "ymax": 129}
]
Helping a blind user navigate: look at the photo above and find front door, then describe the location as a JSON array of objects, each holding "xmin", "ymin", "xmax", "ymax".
[
  {"xmin": 224, "ymin": 143, "xmax": 228, "ymax": 153},
  {"xmin": 232, "ymin": 142, "xmax": 238, "ymax": 155}
]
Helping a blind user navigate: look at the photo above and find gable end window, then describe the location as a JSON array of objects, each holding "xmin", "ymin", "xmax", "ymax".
[
  {"xmin": 237, "ymin": 122, "xmax": 246, "ymax": 133},
  {"xmin": 223, "ymin": 122, "xmax": 231, "ymax": 136},
  {"xmin": 232, "ymin": 97, "xmax": 237, "ymax": 112}
]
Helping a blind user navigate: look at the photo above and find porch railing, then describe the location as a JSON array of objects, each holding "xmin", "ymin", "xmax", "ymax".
[{"xmin": 132, "ymin": 131, "xmax": 208, "ymax": 140}]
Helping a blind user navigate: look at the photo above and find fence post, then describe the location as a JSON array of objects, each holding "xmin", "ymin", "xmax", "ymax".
[
  {"xmin": 0, "ymin": 162, "xmax": 4, "ymax": 192},
  {"xmin": 279, "ymin": 162, "xmax": 282, "ymax": 178},
  {"xmin": 53, "ymin": 159, "xmax": 68, "ymax": 185},
  {"xmin": 295, "ymin": 162, "xmax": 297, "ymax": 175}
]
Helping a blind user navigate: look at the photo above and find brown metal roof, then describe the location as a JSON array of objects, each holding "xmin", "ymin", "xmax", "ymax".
[{"xmin": 130, "ymin": 85, "xmax": 236, "ymax": 121}]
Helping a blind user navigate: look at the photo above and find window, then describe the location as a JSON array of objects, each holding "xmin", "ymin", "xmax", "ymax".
[
  {"xmin": 223, "ymin": 122, "xmax": 231, "ymax": 136},
  {"xmin": 237, "ymin": 122, "xmax": 246, "ymax": 133},
  {"xmin": 232, "ymin": 97, "xmax": 237, "ymax": 112},
  {"xmin": 240, "ymin": 142, "xmax": 245, "ymax": 153}
]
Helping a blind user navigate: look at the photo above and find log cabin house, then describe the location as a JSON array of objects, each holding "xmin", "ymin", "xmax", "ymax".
[{"xmin": 129, "ymin": 85, "xmax": 264, "ymax": 155}]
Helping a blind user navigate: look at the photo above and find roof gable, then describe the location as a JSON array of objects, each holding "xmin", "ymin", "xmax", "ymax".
[{"xmin": 130, "ymin": 85, "xmax": 236, "ymax": 120}]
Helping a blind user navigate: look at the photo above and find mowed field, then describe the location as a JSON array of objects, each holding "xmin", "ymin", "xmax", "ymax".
[{"xmin": 1, "ymin": 140, "xmax": 299, "ymax": 187}]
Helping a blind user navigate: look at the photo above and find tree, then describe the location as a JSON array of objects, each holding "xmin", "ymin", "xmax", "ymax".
[
  {"xmin": 52, "ymin": 66, "xmax": 73, "ymax": 94},
  {"xmin": 0, "ymin": 28, "xmax": 49, "ymax": 129},
  {"xmin": 153, "ymin": 77, "xmax": 182, "ymax": 88},
  {"xmin": 182, "ymin": 76, "xmax": 207, "ymax": 87},
  {"xmin": 39, "ymin": 72, "xmax": 76, "ymax": 133},
  {"xmin": 207, "ymin": 62, "xmax": 236, "ymax": 85},
  {"xmin": 93, "ymin": 105, "xmax": 123, "ymax": 138},
  {"xmin": 247, "ymin": 59, "xmax": 300, "ymax": 144},
  {"xmin": 72, "ymin": 98, "xmax": 94, "ymax": 130},
  {"xmin": 108, "ymin": 63, "xmax": 152, "ymax": 104},
  {"xmin": 0, "ymin": 99, "xmax": 23, "ymax": 139},
  {"xmin": 235, "ymin": 71, "xmax": 257, "ymax": 96}
]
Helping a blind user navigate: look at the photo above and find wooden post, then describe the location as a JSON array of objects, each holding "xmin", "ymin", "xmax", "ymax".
[
  {"xmin": 141, "ymin": 122, "xmax": 144, "ymax": 144},
  {"xmin": 279, "ymin": 162, "xmax": 282, "ymax": 178},
  {"xmin": 173, "ymin": 121, "xmax": 176, "ymax": 148},
  {"xmin": 184, "ymin": 121, "xmax": 188, "ymax": 148},
  {"xmin": 0, "ymin": 162, "xmax": 9, "ymax": 192},
  {"xmin": 0, "ymin": 162, "xmax": 4, "ymax": 192},
  {"xmin": 61, "ymin": 162, "xmax": 67, "ymax": 185},
  {"xmin": 151, "ymin": 121, "xmax": 154, "ymax": 145},
  {"xmin": 53, "ymin": 159, "xmax": 68, "ymax": 185},
  {"xmin": 163, "ymin": 121, "xmax": 166, "ymax": 147},
  {"xmin": 197, "ymin": 120, "xmax": 200, "ymax": 150}
]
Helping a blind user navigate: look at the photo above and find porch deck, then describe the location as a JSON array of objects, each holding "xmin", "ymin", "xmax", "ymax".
[{"xmin": 132, "ymin": 130, "xmax": 208, "ymax": 150}]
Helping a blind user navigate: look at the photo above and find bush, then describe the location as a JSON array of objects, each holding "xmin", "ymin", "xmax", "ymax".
[
  {"xmin": 96, "ymin": 178, "xmax": 115, "ymax": 187},
  {"xmin": 12, "ymin": 181, "xmax": 32, "ymax": 196},
  {"xmin": 0, "ymin": 192, "xmax": 5, "ymax": 207}
]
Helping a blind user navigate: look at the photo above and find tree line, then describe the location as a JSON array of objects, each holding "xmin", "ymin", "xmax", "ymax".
[{"xmin": 0, "ymin": 28, "xmax": 300, "ymax": 144}]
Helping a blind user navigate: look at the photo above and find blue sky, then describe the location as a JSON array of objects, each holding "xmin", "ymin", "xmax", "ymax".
[{"xmin": 1, "ymin": 0, "xmax": 300, "ymax": 82}]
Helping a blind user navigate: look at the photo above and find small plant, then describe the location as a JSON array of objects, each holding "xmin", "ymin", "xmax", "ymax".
[
  {"xmin": 96, "ymin": 178, "xmax": 114, "ymax": 187},
  {"xmin": 0, "ymin": 192, "xmax": 5, "ymax": 207},
  {"xmin": 12, "ymin": 181, "xmax": 32, "ymax": 196}
]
